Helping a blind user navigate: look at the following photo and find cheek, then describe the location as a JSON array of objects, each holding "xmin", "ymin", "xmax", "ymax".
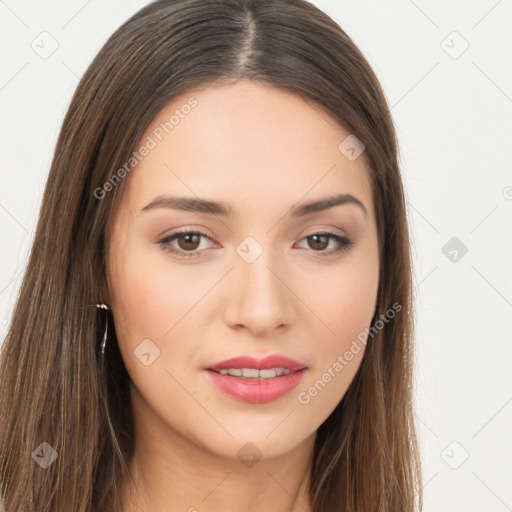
[
  {"xmin": 303, "ymin": 267, "xmax": 376, "ymax": 374},
  {"xmin": 325, "ymin": 267, "xmax": 377, "ymax": 341},
  {"xmin": 109, "ymin": 233, "xmax": 192, "ymax": 330},
  {"xmin": 108, "ymin": 245, "xmax": 217, "ymax": 374},
  {"xmin": 293, "ymin": 245, "xmax": 379, "ymax": 411},
  {"xmin": 305, "ymin": 247, "xmax": 379, "ymax": 350}
]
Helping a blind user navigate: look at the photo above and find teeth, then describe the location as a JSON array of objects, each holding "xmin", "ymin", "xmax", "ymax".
[
  {"xmin": 243, "ymin": 368, "xmax": 260, "ymax": 378},
  {"xmin": 216, "ymin": 368, "xmax": 292, "ymax": 379}
]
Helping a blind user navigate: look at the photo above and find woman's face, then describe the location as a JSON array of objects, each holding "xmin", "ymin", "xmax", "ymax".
[{"xmin": 107, "ymin": 80, "xmax": 379, "ymax": 462}]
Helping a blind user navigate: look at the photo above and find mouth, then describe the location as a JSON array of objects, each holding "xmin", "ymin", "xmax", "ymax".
[
  {"xmin": 210, "ymin": 367, "xmax": 296, "ymax": 378},
  {"xmin": 204, "ymin": 355, "xmax": 307, "ymax": 404}
]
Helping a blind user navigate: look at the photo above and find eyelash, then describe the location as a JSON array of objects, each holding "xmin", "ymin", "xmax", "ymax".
[{"xmin": 157, "ymin": 229, "xmax": 354, "ymax": 259}]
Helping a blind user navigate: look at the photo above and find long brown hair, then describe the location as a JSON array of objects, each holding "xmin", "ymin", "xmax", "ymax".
[{"xmin": 0, "ymin": 0, "xmax": 422, "ymax": 510}]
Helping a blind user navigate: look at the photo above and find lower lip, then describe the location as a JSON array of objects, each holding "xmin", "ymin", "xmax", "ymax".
[{"xmin": 205, "ymin": 369, "xmax": 306, "ymax": 404}]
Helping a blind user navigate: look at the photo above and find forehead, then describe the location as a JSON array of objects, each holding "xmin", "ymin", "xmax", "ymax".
[{"xmin": 120, "ymin": 80, "xmax": 375, "ymax": 223}]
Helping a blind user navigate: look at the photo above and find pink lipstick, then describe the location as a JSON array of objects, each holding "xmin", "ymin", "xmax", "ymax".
[{"xmin": 205, "ymin": 355, "xmax": 307, "ymax": 404}]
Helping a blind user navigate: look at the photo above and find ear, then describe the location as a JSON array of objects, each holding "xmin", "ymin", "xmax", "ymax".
[{"xmin": 97, "ymin": 272, "xmax": 113, "ymax": 308}]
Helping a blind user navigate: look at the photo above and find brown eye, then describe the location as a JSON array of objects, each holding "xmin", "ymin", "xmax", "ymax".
[
  {"xmin": 158, "ymin": 230, "xmax": 216, "ymax": 258},
  {"xmin": 296, "ymin": 231, "xmax": 354, "ymax": 257},
  {"xmin": 307, "ymin": 234, "xmax": 329, "ymax": 251},
  {"xmin": 158, "ymin": 230, "xmax": 352, "ymax": 259},
  {"xmin": 176, "ymin": 233, "xmax": 201, "ymax": 251}
]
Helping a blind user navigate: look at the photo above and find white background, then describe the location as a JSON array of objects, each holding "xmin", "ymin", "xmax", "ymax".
[{"xmin": 1, "ymin": 1, "xmax": 511, "ymax": 510}]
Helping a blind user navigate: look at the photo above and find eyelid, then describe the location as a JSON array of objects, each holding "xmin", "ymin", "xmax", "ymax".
[
  {"xmin": 157, "ymin": 229, "xmax": 218, "ymax": 258},
  {"xmin": 156, "ymin": 228, "xmax": 353, "ymax": 258}
]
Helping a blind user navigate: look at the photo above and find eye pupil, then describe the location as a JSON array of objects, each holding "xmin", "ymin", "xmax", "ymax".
[
  {"xmin": 308, "ymin": 234, "xmax": 328, "ymax": 251},
  {"xmin": 161, "ymin": 231, "xmax": 348, "ymax": 258},
  {"xmin": 178, "ymin": 233, "xmax": 200, "ymax": 250}
]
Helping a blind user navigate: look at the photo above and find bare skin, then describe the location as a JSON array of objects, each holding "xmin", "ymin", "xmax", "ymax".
[{"xmin": 107, "ymin": 79, "xmax": 379, "ymax": 512}]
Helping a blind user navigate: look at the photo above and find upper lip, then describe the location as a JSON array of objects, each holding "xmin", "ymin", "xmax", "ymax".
[{"xmin": 207, "ymin": 355, "xmax": 307, "ymax": 372}]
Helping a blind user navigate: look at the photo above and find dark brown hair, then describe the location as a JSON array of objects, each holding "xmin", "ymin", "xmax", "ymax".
[{"xmin": 0, "ymin": 0, "xmax": 422, "ymax": 510}]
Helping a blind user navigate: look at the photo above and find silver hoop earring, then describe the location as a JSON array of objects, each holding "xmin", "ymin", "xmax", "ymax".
[{"xmin": 96, "ymin": 303, "xmax": 109, "ymax": 354}]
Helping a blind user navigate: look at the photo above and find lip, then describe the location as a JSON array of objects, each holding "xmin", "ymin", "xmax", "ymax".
[
  {"xmin": 207, "ymin": 355, "xmax": 306, "ymax": 372},
  {"xmin": 205, "ymin": 355, "xmax": 307, "ymax": 404}
]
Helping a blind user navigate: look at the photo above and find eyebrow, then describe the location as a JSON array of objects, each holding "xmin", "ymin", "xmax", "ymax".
[{"xmin": 141, "ymin": 193, "xmax": 367, "ymax": 217}]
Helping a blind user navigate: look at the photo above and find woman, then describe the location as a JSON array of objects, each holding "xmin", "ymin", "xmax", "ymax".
[{"xmin": 0, "ymin": 0, "xmax": 422, "ymax": 510}]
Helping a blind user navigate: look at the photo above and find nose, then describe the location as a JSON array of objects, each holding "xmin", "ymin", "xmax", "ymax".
[{"xmin": 223, "ymin": 244, "xmax": 296, "ymax": 336}]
